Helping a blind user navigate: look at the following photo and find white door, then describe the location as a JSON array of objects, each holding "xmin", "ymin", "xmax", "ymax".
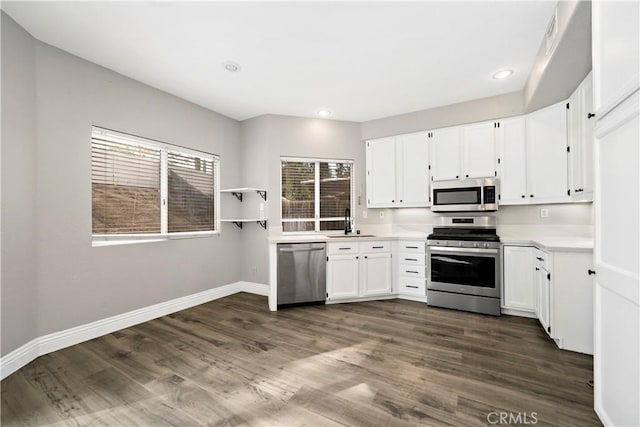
[
  {"xmin": 526, "ymin": 102, "xmax": 569, "ymax": 203},
  {"xmin": 366, "ymin": 137, "xmax": 396, "ymax": 207},
  {"xmin": 429, "ymin": 127, "xmax": 461, "ymax": 181},
  {"xmin": 536, "ymin": 264, "xmax": 551, "ymax": 336},
  {"xmin": 396, "ymin": 132, "xmax": 429, "ymax": 207},
  {"xmin": 461, "ymin": 121, "xmax": 496, "ymax": 179},
  {"xmin": 593, "ymin": 93, "xmax": 639, "ymax": 427},
  {"xmin": 503, "ymin": 246, "xmax": 536, "ymax": 312},
  {"xmin": 327, "ymin": 254, "xmax": 360, "ymax": 299},
  {"xmin": 496, "ymin": 116, "xmax": 527, "ymax": 204},
  {"xmin": 360, "ymin": 253, "xmax": 392, "ymax": 297}
]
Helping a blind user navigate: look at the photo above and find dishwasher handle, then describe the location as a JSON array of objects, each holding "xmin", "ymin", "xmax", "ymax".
[{"xmin": 278, "ymin": 247, "xmax": 325, "ymax": 253}]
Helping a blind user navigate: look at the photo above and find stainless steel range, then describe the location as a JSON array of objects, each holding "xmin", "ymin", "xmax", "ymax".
[{"xmin": 427, "ymin": 216, "xmax": 501, "ymax": 316}]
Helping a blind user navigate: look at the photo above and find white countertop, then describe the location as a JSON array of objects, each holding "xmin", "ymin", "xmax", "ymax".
[{"xmin": 269, "ymin": 230, "xmax": 593, "ymax": 251}]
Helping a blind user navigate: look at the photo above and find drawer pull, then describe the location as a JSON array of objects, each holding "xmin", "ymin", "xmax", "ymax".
[
  {"xmin": 406, "ymin": 270, "xmax": 419, "ymax": 274},
  {"xmin": 536, "ymin": 257, "xmax": 544, "ymax": 261},
  {"xmin": 339, "ymin": 247, "xmax": 351, "ymax": 250},
  {"xmin": 372, "ymin": 246, "xmax": 384, "ymax": 249},
  {"xmin": 406, "ymin": 285, "xmax": 419, "ymax": 289},
  {"xmin": 404, "ymin": 258, "xmax": 418, "ymax": 261},
  {"xmin": 405, "ymin": 246, "xmax": 419, "ymax": 249}
]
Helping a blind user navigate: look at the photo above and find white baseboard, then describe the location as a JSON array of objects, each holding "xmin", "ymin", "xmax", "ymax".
[
  {"xmin": 0, "ymin": 281, "xmax": 267, "ymax": 380},
  {"xmin": 501, "ymin": 307, "xmax": 537, "ymax": 318},
  {"xmin": 397, "ymin": 294, "xmax": 428, "ymax": 303}
]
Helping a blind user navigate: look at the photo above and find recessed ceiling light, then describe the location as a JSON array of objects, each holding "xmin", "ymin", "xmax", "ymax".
[
  {"xmin": 492, "ymin": 69, "xmax": 514, "ymax": 80},
  {"xmin": 222, "ymin": 61, "xmax": 241, "ymax": 72},
  {"xmin": 317, "ymin": 109, "xmax": 332, "ymax": 117}
]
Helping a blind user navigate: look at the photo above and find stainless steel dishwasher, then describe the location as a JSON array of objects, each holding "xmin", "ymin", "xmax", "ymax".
[{"xmin": 277, "ymin": 243, "xmax": 326, "ymax": 307}]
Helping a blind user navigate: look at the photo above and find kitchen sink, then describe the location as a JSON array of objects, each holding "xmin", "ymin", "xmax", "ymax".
[{"xmin": 327, "ymin": 234, "xmax": 376, "ymax": 238}]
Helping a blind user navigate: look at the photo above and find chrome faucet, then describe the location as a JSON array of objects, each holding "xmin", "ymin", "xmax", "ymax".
[{"xmin": 344, "ymin": 208, "xmax": 352, "ymax": 235}]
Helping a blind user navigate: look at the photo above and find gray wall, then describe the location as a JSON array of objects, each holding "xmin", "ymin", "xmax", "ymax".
[
  {"xmin": 239, "ymin": 114, "xmax": 371, "ymax": 284},
  {"xmin": 1, "ymin": 12, "xmax": 244, "ymax": 355},
  {"xmin": 361, "ymin": 91, "xmax": 524, "ymax": 140},
  {"xmin": 1, "ymin": 13, "xmax": 39, "ymax": 356},
  {"xmin": 524, "ymin": 1, "xmax": 592, "ymax": 112}
]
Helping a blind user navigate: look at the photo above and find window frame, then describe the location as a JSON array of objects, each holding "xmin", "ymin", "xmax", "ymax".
[
  {"xmin": 280, "ymin": 156, "xmax": 355, "ymax": 234},
  {"xmin": 91, "ymin": 127, "xmax": 220, "ymax": 246}
]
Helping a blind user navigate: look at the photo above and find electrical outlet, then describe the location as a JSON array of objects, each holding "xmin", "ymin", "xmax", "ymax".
[
  {"xmin": 362, "ymin": 210, "xmax": 367, "ymax": 219},
  {"xmin": 540, "ymin": 208, "xmax": 549, "ymax": 218},
  {"xmin": 379, "ymin": 211, "xmax": 385, "ymax": 219}
]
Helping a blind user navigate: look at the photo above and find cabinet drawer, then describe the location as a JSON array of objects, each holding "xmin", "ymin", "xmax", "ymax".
[
  {"xmin": 398, "ymin": 252, "xmax": 426, "ymax": 266},
  {"xmin": 360, "ymin": 241, "xmax": 391, "ymax": 253},
  {"xmin": 327, "ymin": 243, "xmax": 358, "ymax": 255},
  {"xmin": 399, "ymin": 264, "xmax": 426, "ymax": 278},
  {"xmin": 534, "ymin": 248, "xmax": 550, "ymax": 268},
  {"xmin": 398, "ymin": 241, "xmax": 426, "ymax": 253},
  {"xmin": 398, "ymin": 277, "xmax": 426, "ymax": 296}
]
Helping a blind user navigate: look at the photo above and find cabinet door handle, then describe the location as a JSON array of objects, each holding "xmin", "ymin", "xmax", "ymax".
[
  {"xmin": 536, "ymin": 257, "xmax": 544, "ymax": 261},
  {"xmin": 404, "ymin": 258, "xmax": 418, "ymax": 261},
  {"xmin": 588, "ymin": 269, "xmax": 596, "ymax": 275},
  {"xmin": 372, "ymin": 246, "xmax": 384, "ymax": 249},
  {"xmin": 456, "ymin": 175, "xmax": 459, "ymax": 179},
  {"xmin": 406, "ymin": 246, "xmax": 419, "ymax": 249},
  {"xmin": 587, "ymin": 113, "xmax": 596, "ymax": 119},
  {"xmin": 406, "ymin": 270, "xmax": 419, "ymax": 274},
  {"xmin": 406, "ymin": 285, "xmax": 419, "ymax": 289},
  {"xmin": 536, "ymin": 267, "xmax": 540, "ymax": 271},
  {"xmin": 530, "ymin": 194, "xmax": 534, "ymax": 198},
  {"xmin": 339, "ymin": 247, "xmax": 351, "ymax": 250},
  {"xmin": 356, "ymin": 256, "xmax": 359, "ymax": 259},
  {"xmin": 364, "ymin": 256, "xmax": 368, "ymax": 259},
  {"xmin": 465, "ymin": 174, "xmax": 469, "ymax": 178},
  {"xmin": 521, "ymin": 195, "xmax": 526, "ymax": 198}
]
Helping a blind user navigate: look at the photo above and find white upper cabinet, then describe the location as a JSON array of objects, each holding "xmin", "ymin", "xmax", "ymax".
[
  {"xmin": 496, "ymin": 116, "xmax": 528, "ymax": 204},
  {"xmin": 567, "ymin": 72, "xmax": 595, "ymax": 201},
  {"xmin": 429, "ymin": 127, "xmax": 461, "ymax": 181},
  {"xmin": 366, "ymin": 137, "xmax": 396, "ymax": 207},
  {"xmin": 461, "ymin": 121, "xmax": 497, "ymax": 179},
  {"xmin": 525, "ymin": 101, "xmax": 570, "ymax": 203},
  {"xmin": 366, "ymin": 132, "xmax": 429, "ymax": 208},
  {"xmin": 592, "ymin": 1, "xmax": 639, "ymax": 117},
  {"xmin": 396, "ymin": 132, "xmax": 430, "ymax": 207},
  {"xmin": 429, "ymin": 122, "xmax": 496, "ymax": 182}
]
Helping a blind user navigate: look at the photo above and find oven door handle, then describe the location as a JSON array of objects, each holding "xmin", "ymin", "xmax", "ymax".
[{"xmin": 428, "ymin": 246, "xmax": 498, "ymax": 255}]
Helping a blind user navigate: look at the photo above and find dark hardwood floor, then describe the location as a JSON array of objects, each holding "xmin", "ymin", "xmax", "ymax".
[{"xmin": 1, "ymin": 293, "xmax": 600, "ymax": 426}]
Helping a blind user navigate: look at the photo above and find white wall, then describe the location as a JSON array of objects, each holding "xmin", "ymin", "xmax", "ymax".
[
  {"xmin": 0, "ymin": 12, "xmax": 246, "ymax": 352},
  {"xmin": 1, "ymin": 13, "xmax": 39, "ymax": 356}
]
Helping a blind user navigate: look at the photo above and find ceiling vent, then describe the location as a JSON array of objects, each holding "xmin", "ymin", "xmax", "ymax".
[{"xmin": 545, "ymin": 7, "xmax": 558, "ymax": 55}]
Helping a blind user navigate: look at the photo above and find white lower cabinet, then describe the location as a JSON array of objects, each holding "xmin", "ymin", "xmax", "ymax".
[
  {"xmin": 396, "ymin": 241, "xmax": 427, "ymax": 300},
  {"xmin": 326, "ymin": 254, "xmax": 360, "ymax": 299},
  {"xmin": 502, "ymin": 245, "xmax": 536, "ymax": 313},
  {"xmin": 535, "ymin": 251, "xmax": 552, "ymax": 335},
  {"xmin": 361, "ymin": 252, "xmax": 392, "ymax": 297},
  {"xmin": 327, "ymin": 241, "xmax": 392, "ymax": 301}
]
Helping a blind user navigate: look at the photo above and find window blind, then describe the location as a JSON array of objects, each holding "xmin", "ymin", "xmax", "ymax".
[
  {"xmin": 281, "ymin": 160, "xmax": 316, "ymax": 232},
  {"xmin": 281, "ymin": 158, "xmax": 354, "ymax": 232},
  {"xmin": 91, "ymin": 136, "xmax": 161, "ymax": 234},
  {"xmin": 168, "ymin": 151, "xmax": 216, "ymax": 233}
]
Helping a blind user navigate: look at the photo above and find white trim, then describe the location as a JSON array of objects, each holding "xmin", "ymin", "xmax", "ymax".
[
  {"xmin": 0, "ymin": 281, "xmax": 267, "ymax": 380},
  {"xmin": 397, "ymin": 294, "xmax": 428, "ymax": 303},
  {"xmin": 501, "ymin": 308, "xmax": 537, "ymax": 319}
]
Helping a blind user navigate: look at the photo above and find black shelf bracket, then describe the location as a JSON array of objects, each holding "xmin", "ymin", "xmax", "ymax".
[
  {"xmin": 231, "ymin": 192, "xmax": 243, "ymax": 202},
  {"xmin": 257, "ymin": 220, "xmax": 267, "ymax": 229},
  {"xmin": 256, "ymin": 190, "xmax": 267, "ymax": 201},
  {"xmin": 232, "ymin": 221, "xmax": 243, "ymax": 229}
]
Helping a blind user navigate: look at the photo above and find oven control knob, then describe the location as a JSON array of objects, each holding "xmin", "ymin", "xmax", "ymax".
[
  {"xmin": 459, "ymin": 241, "xmax": 463, "ymax": 247},
  {"xmin": 473, "ymin": 242, "xmax": 479, "ymax": 247},
  {"xmin": 484, "ymin": 243, "xmax": 489, "ymax": 248}
]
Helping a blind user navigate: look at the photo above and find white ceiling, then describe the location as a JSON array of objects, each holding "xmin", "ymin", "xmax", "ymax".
[{"xmin": 2, "ymin": 1, "xmax": 557, "ymax": 122}]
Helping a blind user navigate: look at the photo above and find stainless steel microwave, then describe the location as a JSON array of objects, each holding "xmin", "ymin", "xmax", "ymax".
[{"xmin": 431, "ymin": 177, "xmax": 499, "ymax": 212}]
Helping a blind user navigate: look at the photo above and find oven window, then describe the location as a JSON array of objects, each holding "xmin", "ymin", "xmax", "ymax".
[
  {"xmin": 433, "ymin": 187, "xmax": 481, "ymax": 205},
  {"xmin": 430, "ymin": 253, "xmax": 495, "ymax": 288}
]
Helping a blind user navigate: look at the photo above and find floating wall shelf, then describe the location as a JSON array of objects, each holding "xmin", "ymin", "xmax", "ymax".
[{"xmin": 220, "ymin": 188, "xmax": 267, "ymax": 230}]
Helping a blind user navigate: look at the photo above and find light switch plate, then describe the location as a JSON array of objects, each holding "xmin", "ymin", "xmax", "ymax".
[
  {"xmin": 540, "ymin": 208, "xmax": 549, "ymax": 218},
  {"xmin": 362, "ymin": 210, "xmax": 367, "ymax": 219},
  {"xmin": 379, "ymin": 211, "xmax": 385, "ymax": 219}
]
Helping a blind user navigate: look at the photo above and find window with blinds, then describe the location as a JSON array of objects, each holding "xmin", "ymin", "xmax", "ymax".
[
  {"xmin": 91, "ymin": 127, "xmax": 219, "ymax": 241},
  {"xmin": 281, "ymin": 157, "xmax": 354, "ymax": 233}
]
